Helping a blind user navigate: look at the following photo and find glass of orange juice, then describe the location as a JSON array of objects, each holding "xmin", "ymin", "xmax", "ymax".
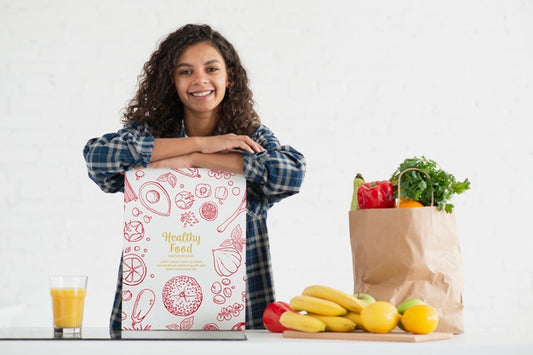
[{"xmin": 49, "ymin": 275, "xmax": 88, "ymax": 338}]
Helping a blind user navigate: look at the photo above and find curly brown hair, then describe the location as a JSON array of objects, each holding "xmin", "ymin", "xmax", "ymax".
[{"xmin": 122, "ymin": 24, "xmax": 260, "ymax": 138}]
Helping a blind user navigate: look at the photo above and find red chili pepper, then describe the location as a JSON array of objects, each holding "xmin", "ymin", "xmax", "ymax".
[
  {"xmin": 357, "ymin": 180, "xmax": 395, "ymax": 209},
  {"xmin": 262, "ymin": 301, "xmax": 293, "ymax": 333}
]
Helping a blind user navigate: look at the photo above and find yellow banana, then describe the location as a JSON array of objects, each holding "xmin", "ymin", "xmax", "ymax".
[
  {"xmin": 302, "ymin": 285, "xmax": 366, "ymax": 313},
  {"xmin": 290, "ymin": 295, "xmax": 347, "ymax": 316},
  {"xmin": 345, "ymin": 311, "xmax": 367, "ymax": 331},
  {"xmin": 307, "ymin": 314, "xmax": 356, "ymax": 332},
  {"xmin": 279, "ymin": 311, "xmax": 326, "ymax": 333}
]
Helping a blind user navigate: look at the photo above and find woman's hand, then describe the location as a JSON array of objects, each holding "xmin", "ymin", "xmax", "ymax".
[{"xmin": 197, "ymin": 134, "xmax": 265, "ymax": 154}]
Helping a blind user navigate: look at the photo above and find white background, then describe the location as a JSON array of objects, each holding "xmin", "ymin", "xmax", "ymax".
[{"xmin": 1, "ymin": 0, "xmax": 532, "ymax": 331}]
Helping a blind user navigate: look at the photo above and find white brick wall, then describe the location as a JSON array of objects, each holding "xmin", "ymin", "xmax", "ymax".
[{"xmin": 1, "ymin": 0, "xmax": 532, "ymax": 330}]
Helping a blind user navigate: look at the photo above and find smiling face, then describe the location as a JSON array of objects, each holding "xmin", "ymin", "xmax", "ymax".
[{"xmin": 174, "ymin": 41, "xmax": 229, "ymax": 124}]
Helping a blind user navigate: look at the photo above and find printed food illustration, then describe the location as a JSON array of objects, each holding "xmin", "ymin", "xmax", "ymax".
[
  {"xmin": 123, "ymin": 220, "xmax": 145, "ymax": 242},
  {"xmin": 122, "ymin": 254, "xmax": 147, "ymax": 286},
  {"xmin": 162, "ymin": 276, "xmax": 203, "ymax": 316},
  {"xmin": 122, "ymin": 168, "xmax": 246, "ymax": 330},
  {"xmin": 199, "ymin": 201, "xmax": 218, "ymax": 221},
  {"xmin": 175, "ymin": 191, "xmax": 195, "ymax": 210},
  {"xmin": 139, "ymin": 181, "xmax": 172, "ymax": 216},
  {"xmin": 217, "ymin": 193, "xmax": 247, "ymax": 233},
  {"xmin": 131, "ymin": 289, "xmax": 156, "ymax": 327}
]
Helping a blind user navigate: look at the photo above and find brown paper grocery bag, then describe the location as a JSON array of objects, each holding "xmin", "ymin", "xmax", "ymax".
[{"xmin": 349, "ymin": 207, "xmax": 464, "ymax": 333}]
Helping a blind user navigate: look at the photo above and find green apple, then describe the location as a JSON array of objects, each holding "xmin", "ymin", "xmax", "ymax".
[
  {"xmin": 396, "ymin": 298, "xmax": 425, "ymax": 315},
  {"xmin": 353, "ymin": 292, "xmax": 376, "ymax": 305}
]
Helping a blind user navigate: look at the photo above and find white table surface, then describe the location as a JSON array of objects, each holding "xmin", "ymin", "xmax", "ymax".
[{"xmin": 1, "ymin": 328, "xmax": 532, "ymax": 355}]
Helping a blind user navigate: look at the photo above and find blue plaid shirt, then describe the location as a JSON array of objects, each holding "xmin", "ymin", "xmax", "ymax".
[{"xmin": 83, "ymin": 123, "xmax": 306, "ymax": 329}]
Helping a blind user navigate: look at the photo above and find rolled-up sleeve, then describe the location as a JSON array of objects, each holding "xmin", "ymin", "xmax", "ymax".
[
  {"xmin": 83, "ymin": 124, "xmax": 154, "ymax": 193},
  {"xmin": 242, "ymin": 125, "xmax": 306, "ymax": 205}
]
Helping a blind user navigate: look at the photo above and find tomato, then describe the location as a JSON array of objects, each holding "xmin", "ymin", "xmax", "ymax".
[{"xmin": 262, "ymin": 301, "xmax": 293, "ymax": 333}]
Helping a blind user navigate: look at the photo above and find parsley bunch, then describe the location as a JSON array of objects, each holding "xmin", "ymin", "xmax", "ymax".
[{"xmin": 389, "ymin": 156, "xmax": 471, "ymax": 213}]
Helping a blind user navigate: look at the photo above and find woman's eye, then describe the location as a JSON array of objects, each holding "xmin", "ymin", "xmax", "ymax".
[
  {"xmin": 178, "ymin": 70, "xmax": 191, "ymax": 75},
  {"xmin": 207, "ymin": 67, "xmax": 219, "ymax": 73}
]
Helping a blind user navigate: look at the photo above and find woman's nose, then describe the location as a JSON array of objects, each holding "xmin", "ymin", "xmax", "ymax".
[{"xmin": 192, "ymin": 72, "xmax": 208, "ymax": 85}]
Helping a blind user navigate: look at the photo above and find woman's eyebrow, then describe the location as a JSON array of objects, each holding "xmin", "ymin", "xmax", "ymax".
[
  {"xmin": 205, "ymin": 59, "xmax": 221, "ymax": 65},
  {"xmin": 176, "ymin": 59, "xmax": 221, "ymax": 68}
]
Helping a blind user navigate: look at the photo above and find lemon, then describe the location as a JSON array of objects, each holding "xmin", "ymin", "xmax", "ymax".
[
  {"xmin": 360, "ymin": 301, "xmax": 400, "ymax": 333},
  {"xmin": 400, "ymin": 304, "xmax": 439, "ymax": 334}
]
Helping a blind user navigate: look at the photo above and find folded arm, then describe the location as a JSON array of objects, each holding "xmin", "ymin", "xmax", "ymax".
[
  {"xmin": 149, "ymin": 125, "xmax": 306, "ymax": 202},
  {"xmin": 242, "ymin": 125, "xmax": 306, "ymax": 206},
  {"xmin": 83, "ymin": 124, "xmax": 154, "ymax": 193}
]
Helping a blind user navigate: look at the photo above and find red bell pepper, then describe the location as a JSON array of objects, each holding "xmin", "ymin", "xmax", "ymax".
[
  {"xmin": 262, "ymin": 301, "xmax": 293, "ymax": 333},
  {"xmin": 357, "ymin": 180, "xmax": 395, "ymax": 209}
]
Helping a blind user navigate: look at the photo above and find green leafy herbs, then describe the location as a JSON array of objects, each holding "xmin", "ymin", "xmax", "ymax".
[{"xmin": 389, "ymin": 156, "xmax": 471, "ymax": 213}]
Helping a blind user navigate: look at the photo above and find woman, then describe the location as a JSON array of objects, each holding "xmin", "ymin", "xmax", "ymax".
[{"xmin": 83, "ymin": 24, "xmax": 306, "ymax": 329}]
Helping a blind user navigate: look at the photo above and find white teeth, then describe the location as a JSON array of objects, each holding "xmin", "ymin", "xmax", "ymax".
[{"xmin": 191, "ymin": 90, "xmax": 212, "ymax": 97}]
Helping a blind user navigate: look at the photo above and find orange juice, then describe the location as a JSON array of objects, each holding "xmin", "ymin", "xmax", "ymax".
[{"xmin": 50, "ymin": 288, "xmax": 86, "ymax": 328}]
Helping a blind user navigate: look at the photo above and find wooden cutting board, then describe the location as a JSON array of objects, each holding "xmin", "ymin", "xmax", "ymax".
[{"xmin": 283, "ymin": 330, "xmax": 453, "ymax": 343}]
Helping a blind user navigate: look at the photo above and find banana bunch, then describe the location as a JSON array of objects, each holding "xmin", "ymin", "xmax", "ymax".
[{"xmin": 279, "ymin": 285, "xmax": 368, "ymax": 333}]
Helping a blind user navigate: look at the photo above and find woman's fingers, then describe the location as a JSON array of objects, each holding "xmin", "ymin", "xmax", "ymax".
[
  {"xmin": 243, "ymin": 136, "xmax": 265, "ymax": 153},
  {"xmin": 236, "ymin": 135, "xmax": 265, "ymax": 153},
  {"xmin": 200, "ymin": 134, "xmax": 265, "ymax": 154}
]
